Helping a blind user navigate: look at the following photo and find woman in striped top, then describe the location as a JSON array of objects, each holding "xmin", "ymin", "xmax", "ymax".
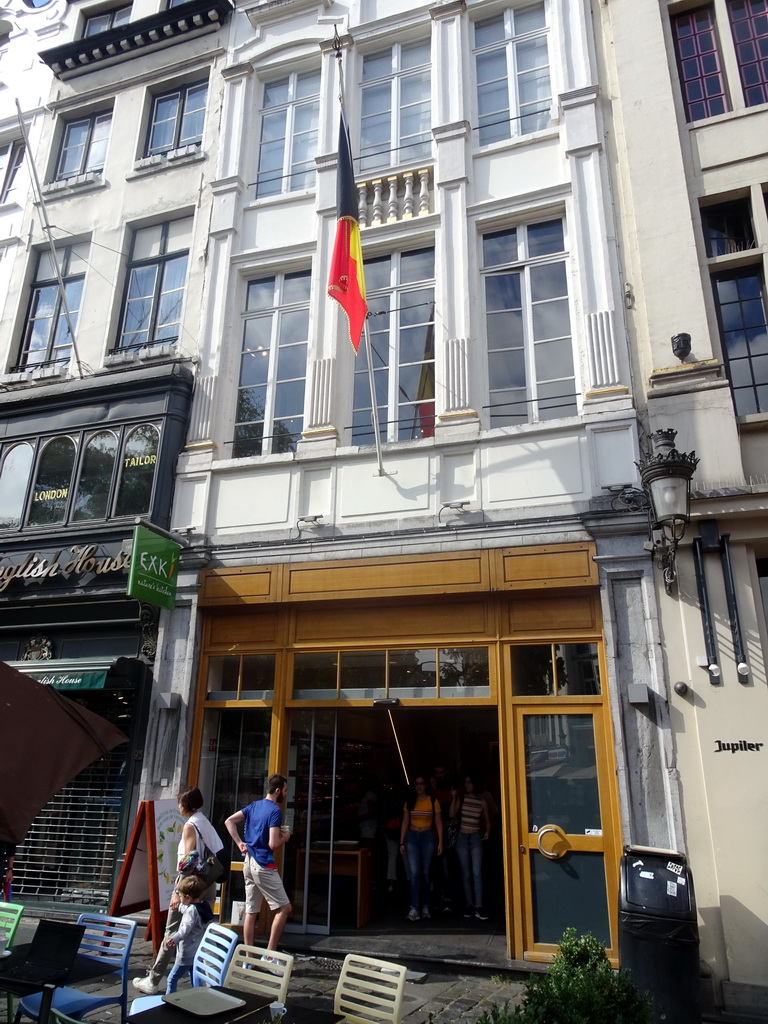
[{"xmin": 449, "ymin": 772, "xmax": 491, "ymax": 920}]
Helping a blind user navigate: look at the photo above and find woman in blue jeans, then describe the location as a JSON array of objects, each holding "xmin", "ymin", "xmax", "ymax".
[
  {"xmin": 399, "ymin": 775, "xmax": 443, "ymax": 921},
  {"xmin": 450, "ymin": 772, "xmax": 491, "ymax": 920}
]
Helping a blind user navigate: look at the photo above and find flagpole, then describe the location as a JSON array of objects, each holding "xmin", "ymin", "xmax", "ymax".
[
  {"xmin": 362, "ymin": 317, "xmax": 384, "ymax": 475},
  {"xmin": 332, "ymin": 30, "xmax": 384, "ymax": 476}
]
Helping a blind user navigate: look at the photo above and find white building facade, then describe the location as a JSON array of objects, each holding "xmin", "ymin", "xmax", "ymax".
[{"xmin": 594, "ymin": 0, "xmax": 768, "ymax": 1015}]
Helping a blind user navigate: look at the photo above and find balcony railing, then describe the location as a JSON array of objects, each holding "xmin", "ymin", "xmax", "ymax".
[{"xmin": 356, "ymin": 167, "xmax": 433, "ymax": 228}]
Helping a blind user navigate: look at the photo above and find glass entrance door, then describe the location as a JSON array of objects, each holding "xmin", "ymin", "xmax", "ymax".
[
  {"xmin": 284, "ymin": 708, "xmax": 337, "ymax": 933},
  {"xmin": 515, "ymin": 708, "xmax": 618, "ymax": 960}
]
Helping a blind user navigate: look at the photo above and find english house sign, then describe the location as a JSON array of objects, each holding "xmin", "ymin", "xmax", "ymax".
[{"xmin": 0, "ymin": 544, "xmax": 131, "ymax": 594}]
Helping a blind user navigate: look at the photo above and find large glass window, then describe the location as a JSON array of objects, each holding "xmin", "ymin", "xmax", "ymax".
[
  {"xmin": 146, "ymin": 81, "xmax": 208, "ymax": 155},
  {"xmin": 352, "ymin": 247, "xmax": 435, "ymax": 444},
  {"xmin": 18, "ymin": 244, "xmax": 88, "ymax": 370},
  {"xmin": 83, "ymin": 4, "xmax": 131, "ymax": 36},
  {"xmin": 510, "ymin": 643, "xmax": 601, "ymax": 697},
  {"xmin": 728, "ymin": 0, "xmax": 768, "ymax": 107},
  {"xmin": 233, "ymin": 270, "xmax": 310, "ymax": 457},
  {"xmin": 0, "ymin": 422, "xmax": 161, "ymax": 532},
  {"xmin": 55, "ymin": 112, "xmax": 112, "ymax": 180},
  {"xmin": 474, "ymin": 4, "xmax": 551, "ymax": 145},
  {"xmin": 483, "ymin": 218, "xmax": 577, "ymax": 426},
  {"xmin": 360, "ymin": 40, "xmax": 431, "ymax": 172},
  {"xmin": 292, "ymin": 647, "xmax": 490, "ymax": 700},
  {"xmin": 0, "ymin": 443, "xmax": 34, "ymax": 529},
  {"xmin": 256, "ymin": 69, "xmax": 320, "ymax": 198},
  {"xmin": 117, "ymin": 217, "xmax": 191, "ymax": 350},
  {"xmin": 0, "ymin": 140, "xmax": 25, "ymax": 204},
  {"xmin": 713, "ymin": 266, "xmax": 768, "ymax": 415},
  {"xmin": 672, "ymin": 7, "xmax": 729, "ymax": 121}
]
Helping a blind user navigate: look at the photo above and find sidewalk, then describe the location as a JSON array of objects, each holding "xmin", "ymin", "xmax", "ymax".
[{"xmin": 10, "ymin": 916, "xmax": 768, "ymax": 1023}]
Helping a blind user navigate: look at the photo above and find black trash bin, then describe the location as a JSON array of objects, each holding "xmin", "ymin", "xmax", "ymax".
[{"xmin": 619, "ymin": 845, "xmax": 700, "ymax": 1024}]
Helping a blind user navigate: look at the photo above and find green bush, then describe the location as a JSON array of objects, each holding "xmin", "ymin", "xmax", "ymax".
[{"xmin": 476, "ymin": 929, "xmax": 651, "ymax": 1024}]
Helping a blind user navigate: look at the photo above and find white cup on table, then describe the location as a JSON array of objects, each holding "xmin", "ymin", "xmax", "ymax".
[
  {"xmin": 269, "ymin": 1002, "xmax": 286, "ymax": 1020},
  {"xmin": 0, "ymin": 933, "xmax": 7, "ymax": 955}
]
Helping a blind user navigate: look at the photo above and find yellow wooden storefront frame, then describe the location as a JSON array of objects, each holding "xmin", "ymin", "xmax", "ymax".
[{"xmin": 188, "ymin": 542, "xmax": 620, "ymax": 962}]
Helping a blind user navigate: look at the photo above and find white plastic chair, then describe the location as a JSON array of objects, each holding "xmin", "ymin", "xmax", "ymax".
[
  {"xmin": 224, "ymin": 944, "xmax": 294, "ymax": 1005},
  {"xmin": 334, "ymin": 953, "xmax": 407, "ymax": 1024}
]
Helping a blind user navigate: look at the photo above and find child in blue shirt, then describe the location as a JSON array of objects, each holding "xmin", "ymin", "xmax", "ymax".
[{"xmin": 165, "ymin": 874, "xmax": 214, "ymax": 992}]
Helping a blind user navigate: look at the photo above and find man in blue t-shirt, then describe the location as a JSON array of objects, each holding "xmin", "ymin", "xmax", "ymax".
[{"xmin": 225, "ymin": 774, "xmax": 292, "ymax": 951}]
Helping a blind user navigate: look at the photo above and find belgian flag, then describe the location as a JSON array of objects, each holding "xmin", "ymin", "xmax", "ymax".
[{"xmin": 328, "ymin": 110, "xmax": 367, "ymax": 353}]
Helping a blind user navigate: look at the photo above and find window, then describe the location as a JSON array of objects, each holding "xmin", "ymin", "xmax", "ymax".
[
  {"xmin": 352, "ymin": 247, "xmax": 435, "ymax": 444},
  {"xmin": 672, "ymin": 7, "xmax": 729, "ymax": 121},
  {"xmin": 83, "ymin": 4, "xmax": 131, "ymax": 36},
  {"xmin": 360, "ymin": 40, "xmax": 431, "ymax": 173},
  {"xmin": 18, "ymin": 244, "xmax": 87, "ymax": 370},
  {"xmin": 255, "ymin": 70, "xmax": 320, "ymax": 198},
  {"xmin": 0, "ymin": 140, "xmax": 24, "ymax": 203},
  {"xmin": 146, "ymin": 80, "xmax": 207, "ymax": 156},
  {"xmin": 0, "ymin": 422, "xmax": 161, "ymax": 532},
  {"xmin": 702, "ymin": 198, "xmax": 755, "ymax": 255},
  {"xmin": 483, "ymin": 218, "xmax": 577, "ymax": 426},
  {"xmin": 713, "ymin": 267, "xmax": 768, "ymax": 415},
  {"xmin": 728, "ymin": 0, "xmax": 768, "ymax": 106},
  {"xmin": 233, "ymin": 270, "xmax": 310, "ymax": 457},
  {"xmin": 117, "ymin": 217, "xmax": 191, "ymax": 350},
  {"xmin": 672, "ymin": 1, "xmax": 768, "ymax": 121},
  {"xmin": 55, "ymin": 111, "xmax": 111, "ymax": 180},
  {"xmin": 474, "ymin": 3, "xmax": 551, "ymax": 145}
]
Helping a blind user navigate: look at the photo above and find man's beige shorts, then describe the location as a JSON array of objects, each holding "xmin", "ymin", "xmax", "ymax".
[{"xmin": 243, "ymin": 854, "xmax": 289, "ymax": 912}]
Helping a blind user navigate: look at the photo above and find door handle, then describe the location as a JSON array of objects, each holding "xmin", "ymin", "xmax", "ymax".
[{"xmin": 536, "ymin": 824, "xmax": 568, "ymax": 860}]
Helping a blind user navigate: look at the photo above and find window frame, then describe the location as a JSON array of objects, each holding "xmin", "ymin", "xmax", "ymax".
[
  {"xmin": 351, "ymin": 246, "xmax": 436, "ymax": 445},
  {"xmin": 54, "ymin": 110, "xmax": 112, "ymax": 181},
  {"xmin": 232, "ymin": 268, "xmax": 311, "ymax": 458},
  {"xmin": 255, "ymin": 68, "xmax": 321, "ymax": 199},
  {"xmin": 0, "ymin": 140, "xmax": 25, "ymax": 204},
  {"xmin": 481, "ymin": 217, "xmax": 578, "ymax": 428},
  {"xmin": 0, "ymin": 421, "xmax": 163, "ymax": 533},
  {"xmin": 712, "ymin": 264, "xmax": 768, "ymax": 416},
  {"xmin": 17, "ymin": 244, "xmax": 87, "ymax": 371},
  {"xmin": 115, "ymin": 217, "xmax": 191, "ymax": 352},
  {"xmin": 473, "ymin": 2, "xmax": 553, "ymax": 147},
  {"xmin": 82, "ymin": 4, "xmax": 131, "ymax": 37},
  {"xmin": 145, "ymin": 79, "xmax": 208, "ymax": 157},
  {"xmin": 359, "ymin": 39, "xmax": 433, "ymax": 173}
]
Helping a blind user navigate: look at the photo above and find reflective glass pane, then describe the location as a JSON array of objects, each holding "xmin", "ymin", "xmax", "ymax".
[
  {"xmin": 293, "ymin": 651, "xmax": 338, "ymax": 698},
  {"xmin": 439, "ymin": 648, "xmax": 490, "ymax": 697},
  {"xmin": 207, "ymin": 656, "xmax": 240, "ymax": 699},
  {"xmin": 388, "ymin": 649, "xmax": 437, "ymax": 696},
  {"xmin": 28, "ymin": 436, "xmax": 76, "ymax": 526},
  {"xmin": 556, "ymin": 643, "xmax": 601, "ymax": 696},
  {"xmin": 72, "ymin": 431, "xmax": 117, "ymax": 521},
  {"xmin": 524, "ymin": 713, "xmax": 601, "ymax": 833},
  {"xmin": 531, "ymin": 851, "xmax": 610, "ymax": 946},
  {"xmin": 0, "ymin": 443, "xmax": 33, "ymax": 529},
  {"xmin": 339, "ymin": 650, "xmax": 386, "ymax": 698},
  {"xmin": 511, "ymin": 645, "xmax": 553, "ymax": 696},
  {"xmin": 115, "ymin": 423, "xmax": 159, "ymax": 517},
  {"xmin": 241, "ymin": 654, "xmax": 276, "ymax": 699}
]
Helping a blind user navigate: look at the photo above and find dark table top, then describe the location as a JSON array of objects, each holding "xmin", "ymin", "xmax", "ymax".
[
  {"xmin": 0, "ymin": 941, "xmax": 120, "ymax": 996},
  {"xmin": 126, "ymin": 987, "xmax": 343, "ymax": 1024}
]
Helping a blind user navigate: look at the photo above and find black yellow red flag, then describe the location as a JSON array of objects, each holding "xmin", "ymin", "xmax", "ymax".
[{"xmin": 328, "ymin": 111, "xmax": 367, "ymax": 352}]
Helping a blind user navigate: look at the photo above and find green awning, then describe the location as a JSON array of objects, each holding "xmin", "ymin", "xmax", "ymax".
[{"xmin": 24, "ymin": 668, "xmax": 108, "ymax": 690}]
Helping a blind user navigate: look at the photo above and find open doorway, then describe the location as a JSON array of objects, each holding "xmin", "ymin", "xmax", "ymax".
[{"xmin": 284, "ymin": 706, "xmax": 504, "ymax": 942}]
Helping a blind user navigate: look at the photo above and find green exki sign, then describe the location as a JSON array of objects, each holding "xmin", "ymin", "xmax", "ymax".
[{"xmin": 126, "ymin": 524, "xmax": 181, "ymax": 610}]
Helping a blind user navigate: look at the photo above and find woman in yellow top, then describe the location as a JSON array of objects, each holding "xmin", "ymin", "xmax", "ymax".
[{"xmin": 399, "ymin": 775, "xmax": 443, "ymax": 921}]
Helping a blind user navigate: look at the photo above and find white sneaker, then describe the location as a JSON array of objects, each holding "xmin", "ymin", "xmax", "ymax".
[
  {"xmin": 406, "ymin": 907, "xmax": 420, "ymax": 922},
  {"xmin": 133, "ymin": 977, "xmax": 161, "ymax": 995},
  {"xmin": 421, "ymin": 906, "xmax": 431, "ymax": 920},
  {"xmin": 260, "ymin": 955, "xmax": 282, "ymax": 974}
]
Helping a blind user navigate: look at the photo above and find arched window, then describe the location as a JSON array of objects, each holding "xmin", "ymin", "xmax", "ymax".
[
  {"xmin": 0, "ymin": 443, "xmax": 33, "ymax": 529},
  {"xmin": 28, "ymin": 436, "xmax": 76, "ymax": 526},
  {"xmin": 115, "ymin": 424, "xmax": 159, "ymax": 517},
  {"xmin": 73, "ymin": 431, "xmax": 118, "ymax": 521}
]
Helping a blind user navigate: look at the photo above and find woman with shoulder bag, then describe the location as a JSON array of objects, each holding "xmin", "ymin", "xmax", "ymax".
[{"xmin": 133, "ymin": 787, "xmax": 224, "ymax": 995}]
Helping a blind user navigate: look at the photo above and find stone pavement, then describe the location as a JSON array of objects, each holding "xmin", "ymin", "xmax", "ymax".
[{"xmin": 10, "ymin": 916, "xmax": 527, "ymax": 1023}]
